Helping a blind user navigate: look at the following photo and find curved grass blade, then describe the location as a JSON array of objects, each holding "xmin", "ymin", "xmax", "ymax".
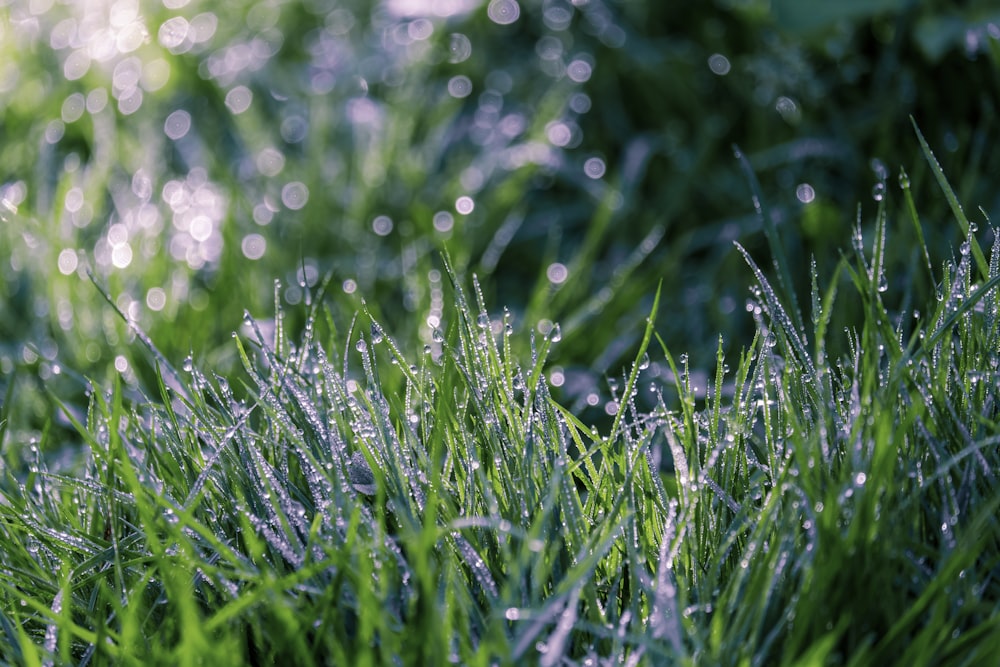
[
  {"xmin": 734, "ymin": 144, "xmax": 805, "ymax": 335},
  {"xmin": 911, "ymin": 117, "xmax": 988, "ymax": 280}
]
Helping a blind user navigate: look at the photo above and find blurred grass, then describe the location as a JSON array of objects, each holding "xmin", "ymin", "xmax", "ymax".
[
  {"xmin": 0, "ymin": 0, "xmax": 998, "ymax": 502},
  {"xmin": 1, "ymin": 153, "xmax": 999, "ymax": 663},
  {"xmin": 1, "ymin": 1, "xmax": 1000, "ymax": 662}
]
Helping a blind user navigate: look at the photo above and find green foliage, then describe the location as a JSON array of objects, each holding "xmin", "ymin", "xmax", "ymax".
[
  {"xmin": 3, "ymin": 151, "xmax": 1000, "ymax": 663},
  {"xmin": 2, "ymin": 0, "xmax": 999, "ymax": 445},
  {"xmin": 2, "ymin": 1, "xmax": 1000, "ymax": 664}
]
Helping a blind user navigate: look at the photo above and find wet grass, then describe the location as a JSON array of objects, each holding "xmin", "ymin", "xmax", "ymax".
[
  {"xmin": 1, "ymin": 135, "xmax": 998, "ymax": 665},
  {"xmin": 4, "ymin": 0, "xmax": 999, "ymax": 450},
  {"xmin": 2, "ymin": 2, "xmax": 1000, "ymax": 663}
]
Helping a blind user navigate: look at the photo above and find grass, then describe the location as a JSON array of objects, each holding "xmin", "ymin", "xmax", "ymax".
[
  {"xmin": 3, "ymin": 0, "xmax": 999, "ymax": 446},
  {"xmin": 1, "ymin": 133, "xmax": 999, "ymax": 665},
  {"xmin": 2, "ymin": 2, "xmax": 999, "ymax": 664}
]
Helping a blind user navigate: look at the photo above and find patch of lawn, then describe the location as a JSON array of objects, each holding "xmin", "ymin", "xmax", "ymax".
[
  {"xmin": 2, "ymin": 1, "xmax": 1000, "ymax": 664},
  {"xmin": 2, "ymin": 139, "xmax": 998, "ymax": 663}
]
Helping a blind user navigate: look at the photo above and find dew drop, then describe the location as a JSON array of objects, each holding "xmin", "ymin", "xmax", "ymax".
[
  {"xmin": 372, "ymin": 215, "xmax": 393, "ymax": 236},
  {"xmin": 546, "ymin": 262, "xmax": 568, "ymax": 284},
  {"xmin": 281, "ymin": 181, "xmax": 309, "ymax": 210},
  {"xmin": 449, "ymin": 33, "xmax": 472, "ymax": 63},
  {"xmin": 584, "ymin": 157, "xmax": 606, "ymax": 179},
  {"xmin": 795, "ymin": 183, "xmax": 816, "ymax": 204},
  {"xmin": 871, "ymin": 182, "xmax": 885, "ymax": 202},
  {"xmin": 164, "ymin": 109, "xmax": 191, "ymax": 140},
  {"xmin": 707, "ymin": 53, "xmax": 731, "ymax": 75},
  {"xmin": 487, "ymin": 0, "xmax": 520, "ymax": 25},
  {"xmin": 447, "ymin": 75, "xmax": 473, "ymax": 99},
  {"xmin": 566, "ymin": 59, "xmax": 593, "ymax": 83},
  {"xmin": 225, "ymin": 85, "xmax": 253, "ymax": 114}
]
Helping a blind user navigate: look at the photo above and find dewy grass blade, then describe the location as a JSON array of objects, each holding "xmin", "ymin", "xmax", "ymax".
[
  {"xmin": 911, "ymin": 117, "xmax": 989, "ymax": 280},
  {"xmin": 5, "ymin": 133, "xmax": 1000, "ymax": 664},
  {"xmin": 648, "ymin": 509, "xmax": 685, "ymax": 657},
  {"xmin": 608, "ymin": 282, "xmax": 660, "ymax": 444},
  {"xmin": 87, "ymin": 272, "xmax": 191, "ymax": 402},
  {"xmin": 897, "ymin": 165, "xmax": 936, "ymax": 286},
  {"xmin": 734, "ymin": 144, "xmax": 805, "ymax": 335},
  {"xmin": 914, "ymin": 272, "xmax": 1000, "ymax": 355},
  {"xmin": 735, "ymin": 242, "xmax": 818, "ymax": 385},
  {"xmin": 871, "ymin": 192, "xmax": 889, "ymax": 297}
]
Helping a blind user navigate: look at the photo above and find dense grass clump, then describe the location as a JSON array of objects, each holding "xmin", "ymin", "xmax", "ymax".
[
  {"xmin": 2, "ymin": 139, "xmax": 999, "ymax": 664},
  {"xmin": 2, "ymin": 1, "xmax": 999, "ymax": 663}
]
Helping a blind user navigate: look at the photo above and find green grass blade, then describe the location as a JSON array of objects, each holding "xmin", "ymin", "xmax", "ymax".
[{"xmin": 911, "ymin": 117, "xmax": 989, "ymax": 280}]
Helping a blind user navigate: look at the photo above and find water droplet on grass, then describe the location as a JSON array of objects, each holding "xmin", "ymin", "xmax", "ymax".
[
  {"xmin": 433, "ymin": 211, "xmax": 454, "ymax": 232},
  {"xmin": 368, "ymin": 216, "xmax": 393, "ymax": 238},
  {"xmin": 256, "ymin": 147, "xmax": 285, "ymax": 177},
  {"xmin": 225, "ymin": 85, "xmax": 253, "ymax": 114},
  {"xmin": 487, "ymin": 0, "xmax": 520, "ymax": 25},
  {"xmin": 241, "ymin": 234, "xmax": 266, "ymax": 260},
  {"xmin": 871, "ymin": 182, "xmax": 885, "ymax": 202},
  {"xmin": 708, "ymin": 53, "xmax": 731, "ymax": 75},
  {"xmin": 546, "ymin": 262, "xmax": 568, "ymax": 284},
  {"xmin": 164, "ymin": 109, "xmax": 191, "ymax": 140},
  {"xmin": 542, "ymin": 5, "xmax": 573, "ymax": 30},
  {"xmin": 796, "ymin": 183, "xmax": 815, "ymax": 204},
  {"xmin": 566, "ymin": 58, "xmax": 593, "ymax": 83},
  {"xmin": 281, "ymin": 181, "xmax": 309, "ymax": 210},
  {"xmin": 449, "ymin": 33, "xmax": 472, "ymax": 63},
  {"xmin": 447, "ymin": 75, "xmax": 473, "ymax": 98},
  {"xmin": 775, "ymin": 96, "xmax": 799, "ymax": 123},
  {"xmin": 584, "ymin": 157, "xmax": 606, "ymax": 179}
]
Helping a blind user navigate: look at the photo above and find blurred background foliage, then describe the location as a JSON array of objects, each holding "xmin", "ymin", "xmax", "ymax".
[{"xmin": 1, "ymin": 0, "xmax": 999, "ymax": 448}]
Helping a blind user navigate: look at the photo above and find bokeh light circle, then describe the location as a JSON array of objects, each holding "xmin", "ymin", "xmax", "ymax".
[{"xmin": 488, "ymin": 0, "xmax": 520, "ymax": 25}]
